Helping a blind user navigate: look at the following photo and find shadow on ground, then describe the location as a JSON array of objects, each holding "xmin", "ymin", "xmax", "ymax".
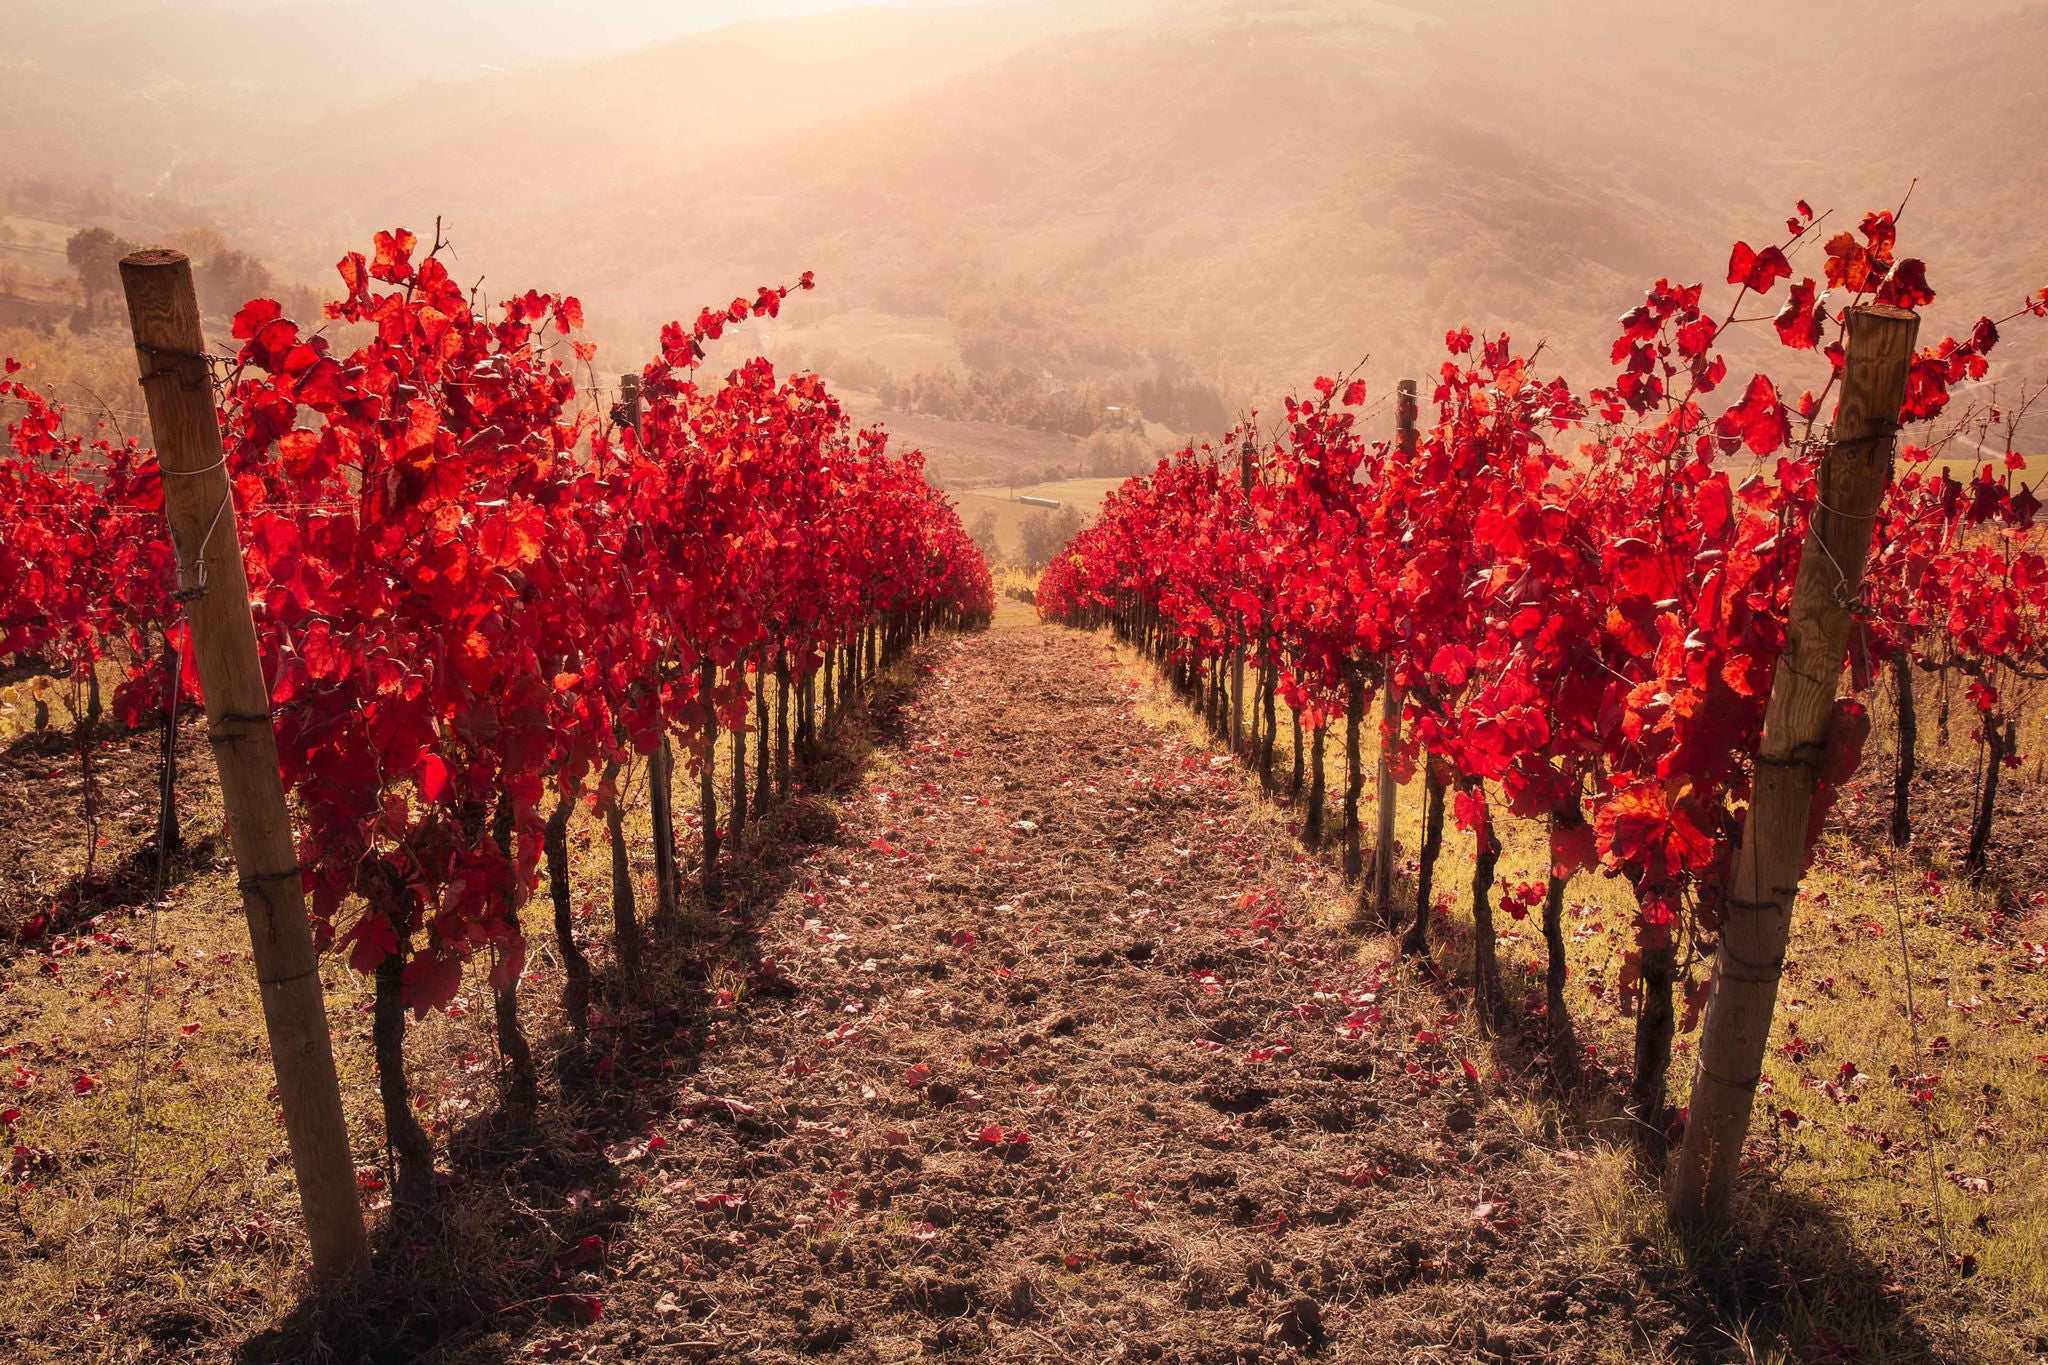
[{"xmin": 232, "ymin": 664, "xmax": 925, "ymax": 1365}]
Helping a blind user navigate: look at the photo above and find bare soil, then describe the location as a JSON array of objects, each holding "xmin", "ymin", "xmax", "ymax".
[
  {"xmin": 0, "ymin": 713, "xmax": 218, "ymax": 945},
  {"xmin": 429, "ymin": 627, "xmax": 1674, "ymax": 1363}
]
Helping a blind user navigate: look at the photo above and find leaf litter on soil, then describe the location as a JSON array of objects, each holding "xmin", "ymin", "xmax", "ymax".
[{"xmin": 574, "ymin": 627, "xmax": 1675, "ymax": 1363}]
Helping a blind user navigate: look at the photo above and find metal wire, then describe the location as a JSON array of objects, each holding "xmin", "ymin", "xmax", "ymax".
[{"xmin": 165, "ymin": 485, "xmax": 233, "ymax": 605}]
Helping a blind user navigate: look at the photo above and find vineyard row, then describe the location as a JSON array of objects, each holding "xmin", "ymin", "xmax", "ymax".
[
  {"xmin": 1037, "ymin": 201, "xmax": 2047, "ymax": 1226},
  {"xmin": 2, "ymin": 229, "xmax": 993, "ymax": 1274}
]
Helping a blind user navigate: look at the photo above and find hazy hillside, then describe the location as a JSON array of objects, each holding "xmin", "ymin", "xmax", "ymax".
[
  {"xmin": 845, "ymin": 397, "xmax": 1081, "ymax": 486},
  {"xmin": 554, "ymin": 0, "xmax": 2047, "ymax": 396},
  {"xmin": 0, "ymin": 0, "xmax": 991, "ymax": 190},
  {"xmin": 58, "ymin": 1, "xmax": 1166, "ymax": 289},
  {"xmin": 7, "ymin": 0, "xmax": 2046, "ymax": 445}
]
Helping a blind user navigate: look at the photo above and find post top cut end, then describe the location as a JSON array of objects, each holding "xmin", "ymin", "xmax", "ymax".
[
  {"xmin": 120, "ymin": 247, "xmax": 191, "ymax": 269},
  {"xmin": 1850, "ymin": 302, "xmax": 1918, "ymax": 321}
]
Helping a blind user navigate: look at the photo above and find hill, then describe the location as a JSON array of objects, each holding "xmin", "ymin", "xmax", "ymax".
[
  {"xmin": 592, "ymin": 0, "xmax": 2048, "ymax": 397},
  {"xmin": 8, "ymin": 0, "xmax": 2047, "ymax": 433}
]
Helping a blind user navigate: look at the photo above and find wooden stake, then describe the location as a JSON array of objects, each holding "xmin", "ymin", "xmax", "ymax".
[
  {"xmin": 120, "ymin": 249, "xmax": 370, "ymax": 1282},
  {"xmin": 1669, "ymin": 303, "xmax": 1919, "ymax": 1227},
  {"xmin": 1888, "ymin": 651, "xmax": 1917, "ymax": 848}
]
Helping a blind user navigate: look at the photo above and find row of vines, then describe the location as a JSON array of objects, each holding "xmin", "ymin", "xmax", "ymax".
[
  {"xmin": 1038, "ymin": 202, "xmax": 2047, "ymax": 1165},
  {"xmin": 2, "ymin": 229, "xmax": 993, "ymax": 1214}
]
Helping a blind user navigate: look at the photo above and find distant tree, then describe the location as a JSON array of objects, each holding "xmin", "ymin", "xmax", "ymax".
[
  {"xmin": 969, "ymin": 508, "xmax": 1003, "ymax": 565},
  {"xmin": 1019, "ymin": 509, "xmax": 1056, "ymax": 572},
  {"xmin": 278, "ymin": 281, "xmax": 327, "ymax": 326},
  {"xmin": 1020, "ymin": 503, "xmax": 1085, "ymax": 572},
  {"xmin": 167, "ymin": 226, "xmax": 232, "ymax": 262},
  {"xmin": 1084, "ymin": 428, "xmax": 1157, "ymax": 478},
  {"xmin": 1054, "ymin": 502, "xmax": 1083, "ymax": 545},
  {"xmin": 865, "ymin": 360, "xmax": 1223, "ymax": 442},
  {"xmin": 65, "ymin": 226, "xmax": 137, "ymax": 332},
  {"xmin": 194, "ymin": 248, "xmax": 274, "ymax": 318}
]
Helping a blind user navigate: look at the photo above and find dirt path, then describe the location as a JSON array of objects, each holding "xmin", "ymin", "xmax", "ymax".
[
  {"xmin": 548, "ymin": 622, "xmax": 1674, "ymax": 1364},
  {"xmin": 1, "ymin": 619, "xmax": 2015, "ymax": 1361}
]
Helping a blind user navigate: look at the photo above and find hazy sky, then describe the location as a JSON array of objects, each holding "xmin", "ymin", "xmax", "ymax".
[
  {"xmin": 431, "ymin": 0, "xmax": 935, "ymax": 58},
  {"xmin": 0, "ymin": 0, "xmax": 942, "ymax": 69}
]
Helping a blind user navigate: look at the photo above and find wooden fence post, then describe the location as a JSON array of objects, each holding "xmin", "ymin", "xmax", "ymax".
[
  {"xmin": 1367, "ymin": 378, "xmax": 1418, "ymax": 920},
  {"xmin": 120, "ymin": 250, "xmax": 371, "ymax": 1282},
  {"xmin": 1668, "ymin": 303, "xmax": 1919, "ymax": 1227}
]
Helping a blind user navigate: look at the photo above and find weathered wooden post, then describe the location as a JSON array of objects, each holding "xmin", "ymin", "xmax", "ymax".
[
  {"xmin": 1366, "ymin": 378, "xmax": 1417, "ymax": 921},
  {"xmin": 120, "ymin": 249, "xmax": 371, "ymax": 1282},
  {"xmin": 1669, "ymin": 303, "xmax": 1919, "ymax": 1227}
]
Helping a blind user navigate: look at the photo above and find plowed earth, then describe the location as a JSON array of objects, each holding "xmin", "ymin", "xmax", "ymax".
[{"xmin": 553, "ymin": 626, "xmax": 1673, "ymax": 1363}]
